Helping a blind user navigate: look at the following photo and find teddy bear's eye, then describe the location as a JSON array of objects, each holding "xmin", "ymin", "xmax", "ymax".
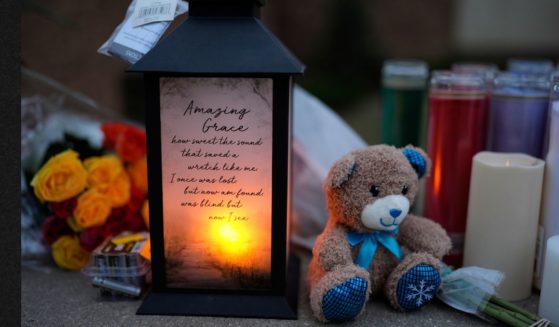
[
  {"xmin": 402, "ymin": 185, "xmax": 409, "ymax": 195},
  {"xmin": 370, "ymin": 185, "xmax": 380, "ymax": 197}
]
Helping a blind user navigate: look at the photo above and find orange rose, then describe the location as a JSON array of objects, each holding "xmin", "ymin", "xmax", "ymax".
[
  {"xmin": 51, "ymin": 235, "xmax": 90, "ymax": 270},
  {"xmin": 127, "ymin": 157, "xmax": 148, "ymax": 194},
  {"xmin": 83, "ymin": 156, "xmax": 124, "ymax": 191},
  {"xmin": 73, "ymin": 189, "xmax": 112, "ymax": 229},
  {"xmin": 100, "ymin": 122, "xmax": 130, "ymax": 150},
  {"xmin": 30, "ymin": 150, "xmax": 87, "ymax": 202},
  {"xmin": 141, "ymin": 200, "xmax": 149, "ymax": 229},
  {"xmin": 103, "ymin": 171, "xmax": 131, "ymax": 208}
]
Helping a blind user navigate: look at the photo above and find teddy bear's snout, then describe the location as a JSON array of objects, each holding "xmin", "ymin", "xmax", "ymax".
[{"xmin": 360, "ymin": 194, "xmax": 410, "ymax": 231}]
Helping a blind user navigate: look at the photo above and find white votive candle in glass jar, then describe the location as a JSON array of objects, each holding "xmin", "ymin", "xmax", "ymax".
[{"xmin": 463, "ymin": 152, "xmax": 545, "ymax": 301}]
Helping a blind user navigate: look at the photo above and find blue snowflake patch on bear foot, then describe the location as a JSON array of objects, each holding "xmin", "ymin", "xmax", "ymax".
[
  {"xmin": 396, "ymin": 263, "xmax": 440, "ymax": 311},
  {"xmin": 322, "ymin": 276, "xmax": 368, "ymax": 322}
]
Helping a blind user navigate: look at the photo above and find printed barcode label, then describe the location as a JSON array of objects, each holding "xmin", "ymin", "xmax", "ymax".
[
  {"xmin": 132, "ymin": 0, "xmax": 178, "ymax": 28},
  {"xmin": 102, "ymin": 0, "xmax": 188, "ymax": 64},
  {"xmin": 138, "ymin": 4, "xmax": 171, "ymax": 19}
]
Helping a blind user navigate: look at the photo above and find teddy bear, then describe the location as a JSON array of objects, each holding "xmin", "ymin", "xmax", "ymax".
[{"xmin": 307, "ymin": 145, "xmax": 452, "ymax": 322}]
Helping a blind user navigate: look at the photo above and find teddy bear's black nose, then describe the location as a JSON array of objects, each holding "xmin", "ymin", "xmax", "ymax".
[{"xmin": 389, "ymin": 209, "xmax": 402, "ymax": 218}]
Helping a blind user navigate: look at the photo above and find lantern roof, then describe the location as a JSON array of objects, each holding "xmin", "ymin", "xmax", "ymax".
[{"xmin": 129, "ymin": 1, "xmax": 304, "ymax": 75}]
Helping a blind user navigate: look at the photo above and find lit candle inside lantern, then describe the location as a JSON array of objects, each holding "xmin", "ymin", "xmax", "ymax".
[
  {"xmin": 207, "ymin": 209, "xmax": 269, "ymax": 266},
  {"xmin": 539, "ymin": 235, "xmax": 559, "ymax": 324},
  {"xmin": 463, "ymin": 152, "xmax": 545, "ymax": 301}
]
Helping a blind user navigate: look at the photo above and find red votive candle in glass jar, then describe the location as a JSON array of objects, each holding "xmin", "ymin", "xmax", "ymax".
[
  {"xmin": 424, "ymin": 71, "xmax": 488, "ymax": 267},
  {"xmin": 451, "ymin": 62, "xmax": 498, "ymax": 91}
]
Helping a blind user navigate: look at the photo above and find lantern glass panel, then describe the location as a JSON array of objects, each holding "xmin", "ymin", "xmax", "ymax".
[{"xmin": 159, "ymin": 77, "xmax": 273, "ymax": 290}]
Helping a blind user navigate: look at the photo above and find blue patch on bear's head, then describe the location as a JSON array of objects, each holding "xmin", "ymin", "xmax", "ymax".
[{"xmin": 402, "ymin": 148, "xmax": 426, "ymax": 178}]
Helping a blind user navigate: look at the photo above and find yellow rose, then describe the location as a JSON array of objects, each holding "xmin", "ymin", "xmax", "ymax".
[
  {"xmin": 127, "ymin": 157, "xmax": 148, "ymax": 194},
  {"xmin": 73, "ymin": 189, "xmax": 112, "ymax": 229},
  {"xmin": 30, "ymin": 150, "xmax": 87, "ymax": 202},
  {"xmin": 141, "ymin": 200, "xmax": 149, "ymax": 229},
  {"xmin": 84, "ymin": 155, "xmax": 131, "ymax": 208},
  {"xmin": 51, "ymin": 236, "xmax": 90, "ymax": 270},
  {"xmin": 103, "ymin": 171, "xmax": 131, "ymax": 208},
  {"xmin": 83, "ymin": 156, "xmax": 124, "ymax": 191}
]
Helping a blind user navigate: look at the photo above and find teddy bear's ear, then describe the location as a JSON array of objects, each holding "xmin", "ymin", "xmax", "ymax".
[
  {"xmin": 402, "ymin": 146, "xmax": 431, "ymax": 179},
  {"xmin": 326, "ymin": 153, "xmax": 357, "ymax": 188}
]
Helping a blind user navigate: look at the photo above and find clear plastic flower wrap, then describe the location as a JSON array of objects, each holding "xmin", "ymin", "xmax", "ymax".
[
  {"xmin": 437, "ymin": 264, "xmax": 555, "ymax": 326},
  {"xmin": 437, "ymin": 264, "xmax": 504, "ymax": 321}
]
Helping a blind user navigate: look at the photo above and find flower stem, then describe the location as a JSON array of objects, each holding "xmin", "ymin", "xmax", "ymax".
[
  {"xmin": 483, "ymin": 302, "xmax": 530, "ymax": 327},
  {"xmin": 489, "ymin": 296, "xmax": 540, "ymax": 322}
]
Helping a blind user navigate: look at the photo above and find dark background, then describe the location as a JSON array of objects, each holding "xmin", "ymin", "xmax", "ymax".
[{"xmin": 21, "ymin": 0, "xmax": 559, "ymax": 143}]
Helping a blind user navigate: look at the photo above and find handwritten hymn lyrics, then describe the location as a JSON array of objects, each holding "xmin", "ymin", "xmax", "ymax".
[{"xmin": 160, "ymin": 77, "xmax": 273, "ymax": 290}]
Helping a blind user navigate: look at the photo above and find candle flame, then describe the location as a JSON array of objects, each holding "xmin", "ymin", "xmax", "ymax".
[
  {"xmin": 208, "ymin": 213, "xmax": 252, "ymax": 261},
  {"xmin": 434, "ymin": 157, "xmax": 442, "ymax": 195},
  {"xmin": 219, "ymin": 223, "xmax": 240, "ymax": 244},
  {"xmin": 212, "ymin": 222, "xmax": 247, "ymax": 257},
  {"xmin": 433, "ymin": 137, "xmax": 442, "ymax": 196},
  {"xmin": 196, "ymin": 209, "xmax": 272, "ymax": 272}
]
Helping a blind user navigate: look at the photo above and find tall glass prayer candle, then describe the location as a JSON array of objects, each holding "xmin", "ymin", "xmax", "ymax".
[
  {"xmin": 487, "ymin": 73, "xmax": 550, "ymax": 159},
  {"xmin": 452, "ymin": 62, "xmax": 497, "ymax": 121},
  {"xmin": 381, "ymin": 60, "xmax": 428, "ymax": 148},
  {"xmin": 535, "ymin": 77, "xmax": 559, "ymax": 289},
  {"xmin": 452, "ymin": 62, "xmax": 498, "ymax": 91},
  {"xmin": 542, "ymin": 70, "xmax": 559, "ymax": 155},
  {"xmin": 507, "ymin": 58, "xmax": 554, "ymax": 76},
  {"xmin": 424, "ymin": 72, "xmax": 488, "ymax": 267}
]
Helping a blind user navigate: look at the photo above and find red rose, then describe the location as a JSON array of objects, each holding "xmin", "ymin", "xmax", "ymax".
[
  {"xmin": 102, "ymin": 220, "xmax": 125, "ymax": 237},
  {"xmin": 121, "ymin": 211, "xmax": 147, "ymax": 232},
  {"xmin": 80, "ymin": 226, "xmax": 111, "ymax": 252},
  {"xmin": 48, "ymin": 198, "xmax": 78, "ymax": 219},
  {"xmin": 102, "ymin": 199, "xmax": 148, "ymax": 236},
  {"xmin": 42, "ymin": 216, "xmax": 74, "ymax": 245},
  {"xmin": 107, "ymin": 205, "xmax": 128, "ymax": 221},
  {"xmin": 128, "ymin": 186, "xmax": 146, "ymax": 212},
  {"xmin": 102, "ymin": 207, "xmax": 128, "ymax": 236},
  {"xmin": 100, "ymin": 123, "xmax": 130, "ymax": 150},
  {"xmin": 115, "ymin": 126, "xmax": 146, "ymax": 163}
]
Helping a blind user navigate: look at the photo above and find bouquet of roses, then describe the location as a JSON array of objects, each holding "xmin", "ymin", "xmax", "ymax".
[{"xmin": 29, "ymin": 122, "xmax": 150, "ymax": 271}]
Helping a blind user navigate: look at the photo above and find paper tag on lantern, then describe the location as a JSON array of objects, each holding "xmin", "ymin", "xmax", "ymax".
[
  {"xmin": 132, "ymin": 0, "xmax": 179, "ymax": 27},
  {"xmin": 97, "ymin": 0, "xmax": 188, "ymax": 64}
]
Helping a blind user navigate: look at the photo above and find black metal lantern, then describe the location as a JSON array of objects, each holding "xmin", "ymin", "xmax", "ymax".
[{"xmin": 130, "ymin": 0, "xmax": 304, "ymax": 319}]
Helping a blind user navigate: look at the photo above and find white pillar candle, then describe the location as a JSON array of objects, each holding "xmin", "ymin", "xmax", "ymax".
[
  {"xmin": 539, "ymin": 235, "xmax": 559, "ymax": 324},
  {"xmin": 463, "ymin": 152, "xmax": 545, "ymax": 301}
]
